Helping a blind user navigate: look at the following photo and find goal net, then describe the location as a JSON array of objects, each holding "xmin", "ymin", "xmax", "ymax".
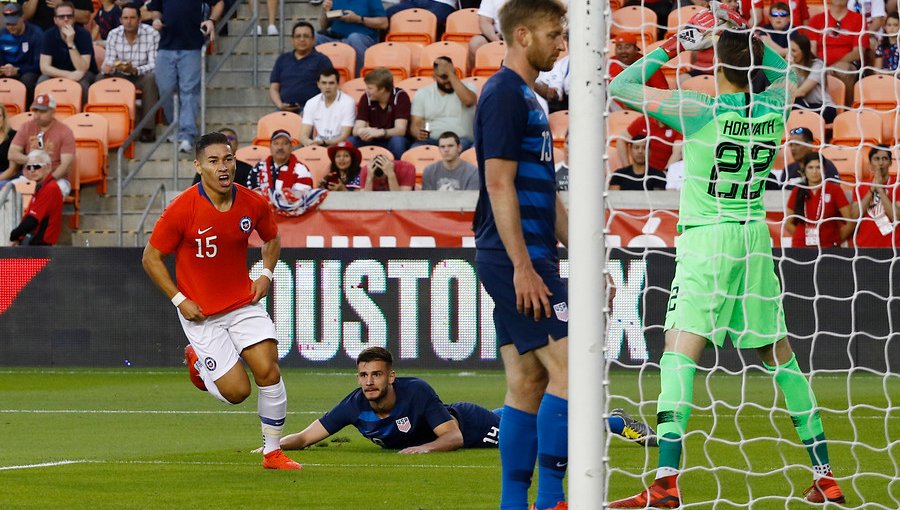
[{"xmin": 595, "ymin": 2, "xmax": 900, "ymax": 508}]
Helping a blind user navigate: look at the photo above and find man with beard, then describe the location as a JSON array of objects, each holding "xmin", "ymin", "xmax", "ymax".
[{"xmin": 410, "ymin": 56, "xmax": 477, "ymax": 150}]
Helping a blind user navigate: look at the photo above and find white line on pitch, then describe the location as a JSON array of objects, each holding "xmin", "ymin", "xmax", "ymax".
[
  {"xmin": 0, "ymin": 460, "xmax": 93, "ymax": 471},
  {"xmin": 0, "ymin": 409, "xmax": 323, "ymax": 415}
]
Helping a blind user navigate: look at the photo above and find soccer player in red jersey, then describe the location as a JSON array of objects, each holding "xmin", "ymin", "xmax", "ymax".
[{"xmin": 142, "ymin": 132, "xmax": 300, "ymax": 470}]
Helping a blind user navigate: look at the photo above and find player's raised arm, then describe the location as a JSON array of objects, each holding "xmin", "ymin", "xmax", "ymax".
[
  {"xmin": 398, "ymin": 419, "xmax": 465, "ymax": 454},
  {"xmin": 278, "ymin": 419, "xmax": 333, "ymax": 450}
]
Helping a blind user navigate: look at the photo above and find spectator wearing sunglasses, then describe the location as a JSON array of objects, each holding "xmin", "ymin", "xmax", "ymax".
[
  {"xmin": 38, "ymin": 1, "xmax": 98, "ymax": 105},
  {"xmin": 8, "ymin": 93, "xmax": 76, "ymax": 197},
  {"xmin": 8, "ymin": 149, "xmax": 62, "ymax": 246},
  {"xmin": 757, "ymin": 3, "xmax": 794, "ymax": 57},
  {"xmin": 19, "ymin": 0, "xmax": 93, "ymax": 31},
  {"xmin": 782, "ymin": 126, "xmax": 839, "ymax": 188}
]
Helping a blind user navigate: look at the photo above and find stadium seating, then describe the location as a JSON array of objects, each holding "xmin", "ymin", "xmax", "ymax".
[
  {"xmin": 317, "ymin": 42, "xmax": 357, "ymax": 82},
  {"xmin": 665, "ymin": 5, "xmax": 703, "ymax": 38},
  {"xmin": 441, "ymin": 8, "xmax": 480, "ymax": 44},
  {"xmin": 62, "ymin": 112, "xmax": 109, "ymax": 196},
  {"xmin": 819, "ymin": 144, "xmax": 870, "ymax": 182},
  {"xmin": 610, "ymin": 6, "xmax": 658, "ymax": 43},
  {"xmin": 680, "ymin": 74, "xmax": 717, "ymax": 96},
  {"xmin": 0, "ymin": 78, "xmax": 26, "ymax": 115},
  {"xmin": 235, "ymin": 145, "xmax": 267, "ymax": 167},
  {"xmin": 35, "ymin": 77, "xmax": 82, "ymax": 118},
  {"xmin": 386, "ymin": 8, "xmax": 438, "ymax": 46},
  {"xmin": 830, "ymin": 109, "xmax": 882, "ymax": 147},
  {"xmin": 853, "ymin": 74, "xmax": 900, "ymax": 109},
  {"xmin": 396, "ymin": 76, "xmax": 435, "ymax": 101},
  {"xmin": 9, "ymin": 111, "xmax": 33, "ymax": 130},
  {"xmin": 471, "ymin": 40, "xmax": 506, "ymax": 77},
  {"xmin": 401, "ymin": 144, "xmax": 441, "ymax": 187},
  {"xmin": 358, "ymin": 144, "xmax": 395, "ymax": 169},
  {"xmin": 462, "ymin": 76, "xmax": 487, "ymax": 96},
  {"xmin": 340, "ymin": 77, "xmax": 368, "ymax": 104},
  {"xmin": 606, "ymin": 109, "xmax": 644, "ymax": 149},
  {"xmin": 548, "ymin": 110, "xmax": 568, "ymax": 148},
  {"xmin": 786, "ymin": 109, "xmax": 826, "ymax": 145},
  {"xmin": 84, "ymin": 77, "xmax": 136, "ymax": 158},
  {"xmin": 460, "ymin": 146, "xmax": 476, "ymax": 166},
  {"xmin": 360, "ymin": 42, "xmax": 413, "ymax": 81},
  {"xmin": 293, "ymin": 145, "xmax": 332, "ymax": 184},
  {"xmin": 825, "ymin": 75, "xmax": 846, "ymax": 108},
  {"xmin": 417, "ymin": 41, "xmax": 467, "ymax": 78},
  {"xmin": 252, "ymin": 111, "xmax": 302, "ymax": 147}
]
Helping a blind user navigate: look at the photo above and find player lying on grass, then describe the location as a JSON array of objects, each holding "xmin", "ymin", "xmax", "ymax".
[
  {"xmin": 253, "ymin": 347, "xmax": 656, "ymax": 454},
  {"xmin": 607, "ymin": 2, "xmax": 844, "ymax": 507}
]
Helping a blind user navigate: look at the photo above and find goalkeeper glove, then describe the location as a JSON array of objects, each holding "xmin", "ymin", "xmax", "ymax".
[
  {"xmin": 660, "ymin": 8, "xmax": 719, "ymax": 58},
  {"xmin": 709, "ymin": 0, "xmax": 749, "ymax": 29}
]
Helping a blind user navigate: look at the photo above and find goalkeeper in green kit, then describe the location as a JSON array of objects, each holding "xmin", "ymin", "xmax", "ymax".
[{"xmin": 608, "ymin": 2, "xmax": 844, "ymax": 507}]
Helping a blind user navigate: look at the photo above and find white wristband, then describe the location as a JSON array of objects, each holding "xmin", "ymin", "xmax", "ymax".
[
  {"xmin": 260, "ymin": 268, "xmax": 274, "ymax": 281},
  {"xmin": 171, "ymin": 292, "xmax": 187, "ymax": 307}
]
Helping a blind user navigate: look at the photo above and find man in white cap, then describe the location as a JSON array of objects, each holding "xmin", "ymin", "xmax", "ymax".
[{"xmin": 8, "ymin": 92, "xmax": 76, "ymax": 196}]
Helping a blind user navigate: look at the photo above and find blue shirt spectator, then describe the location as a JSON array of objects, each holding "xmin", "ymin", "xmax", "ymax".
[
  {"xmin": 41, "ymin": 23, "xmax": 98, "ymax": 75},
  {"xmin": 269, "ymin": 21, "xmax": 333, "ymax": 113},
  {"xmin": 0, "ymin": 5, "xmax": 44, "ymax": 87},
  {"xmin": 315, "ymin": 0, "xmax": 387, "ymax": 75}
]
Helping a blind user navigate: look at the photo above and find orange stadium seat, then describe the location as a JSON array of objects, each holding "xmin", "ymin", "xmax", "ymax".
[
  {"xmin": 35, "ymin": 77, "xmax": 82, "ymax": 118},
  {"xmin": 460, "ymin": 146, "xmax": 477, "ymax": 166},
  {"xmin": 358, "ymin": 144, "xmax": 395, "ymax": 168},
  {"xmin": 234, "ymin": 145, "xmax": 267, "ymax": 167},
  {"xmin": 85, "ymin": 77, "xmax": 136, "ymax": 158},
  {"xmin": 606, "ymin": 110, "xmax": 644, "ymax": 149},
  {"xmin": 610, "ymin": 6, "xmax": 658, "ymax": 43},
  {"xmin": 462, "ymin": 76, "xmax": 487, "ymax": 96},
  {"xmin": 680, "ymin": 74, "xmax": 717, "ymax": 95},
  {"xmin": 360, "ymin": 42, "xmax": 413, "ymax": 81},
  {"xmin": 786, "ymin": 109, "xmax": 825, "ymax": 145},
  {"xmin": 0, "ymin": 78, "xmax": 26, "ymax": 115},
  {"xmin": 386, "ymin": 8, "xmax": 437, "ymax": 46},
  {"xmin": 548, "ymin": 110, "xmax": 568, "ymax": 148},
  {"xmin": 252, "ymin": 111, "xmax": 302, "ymax": 147},
  {"xmin": 825, "ymin": 75, "xmax": 846, "ymax": 108},
  {"xmin": 665, "ymin": 5, "xmax": 703, "ymax": 38},
  {"xmin": 62, "ymin": 112, "xmax": 109, "ymax": 195},
  {"xmin": 293, "ymin": 145, "xmax": 332, "ymax": 184},
  {"xmin": 9, "ymin": 111, "xmax": 33, "ymax": 130},
  {"xmin": 317, "ymin": 42, "xmax": 357, "ymax": 82},
  {"xmin": 417, "ymin": 41, "xmax": 467, "ymax": 78},
  {"xmin": 442, "ymin": 8, "xmax": 480, "ymax": 44},
  {"xmin": 401, "ymin": 144, "xmax": 441, "ymax": 187},
  {"xmin": 831, "ymin": 109, "xmax": 882, "ymax": 146},
  {"xmin": 341, "ymin": 77, "xmax": 368, "ymax": 104},
  {"xmin": 396, "ymin": 76, "xmax": 435, "ymax": 101},
  {"xmin": 853, "ymin": 74, "xmax": 900, "ymax": 109},
  {"xmin": 819, "ymin": 144, "xmax": 870, "ymax": 183},
  {"xmin": 471, "ymin": 40, "xmax": 506, "ymax": 77}
]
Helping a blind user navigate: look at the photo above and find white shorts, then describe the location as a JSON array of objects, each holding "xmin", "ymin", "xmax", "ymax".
[{"xmin": 178, "ymin": 303, "xmax": 276, "ymax": 381}]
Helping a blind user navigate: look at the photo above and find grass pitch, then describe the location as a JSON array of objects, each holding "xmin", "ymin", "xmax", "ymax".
[{"xmin": 1, "ymin": 368, "xmax": 897, "ymax": 509}]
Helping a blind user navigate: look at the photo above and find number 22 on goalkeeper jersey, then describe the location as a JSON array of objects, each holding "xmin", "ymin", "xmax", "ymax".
[{"xmin": 608, "ymin": 45, "xmax": 798, "ymax": 230}]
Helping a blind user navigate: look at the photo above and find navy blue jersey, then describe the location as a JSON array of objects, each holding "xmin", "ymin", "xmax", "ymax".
[
  {"xmin": 319, "ymin": 377, "xmax": 454, "ymax": 449},
  {"xmin": 473, "ymin": 66, "xmax": 558, "ymax": 266}
]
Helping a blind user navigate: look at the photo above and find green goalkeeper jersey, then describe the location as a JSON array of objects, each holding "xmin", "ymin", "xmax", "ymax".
[{"xmin": 609, "ymin": 45, "xmax": 799, "ymax": 230}]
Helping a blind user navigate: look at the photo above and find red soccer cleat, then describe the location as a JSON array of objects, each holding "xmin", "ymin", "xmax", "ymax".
[
  {"xmin": 608, "ymin": 475, "xmax": 681, "ymax": 508},
  {"xmin": 183, "ymin": 344, "xmax": 206, "ymax": 391},
  {"xmin": 262, "ymin": 449, "xmax": 302, "ymax": 470},
  {"xmin": 804, "ymin": 473, "xmax": 846, "ymax": 504}
]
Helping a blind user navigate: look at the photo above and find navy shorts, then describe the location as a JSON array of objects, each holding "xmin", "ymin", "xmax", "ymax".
[
  {"xmin": 448, "ymin": 402, "xmax": 501, "ymax": 449},
  {"xmin": 477, "ymin": 259, "xmax": 569, "ymax": 354}
]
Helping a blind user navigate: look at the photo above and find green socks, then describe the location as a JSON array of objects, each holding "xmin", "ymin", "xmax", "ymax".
[
  {"xmin": 656, "ymin": 351, "xmax": 697, "ymax": 471},
  {"xmin": 764, "ymin": 354, "xmax": 830, "ymax": 467}
]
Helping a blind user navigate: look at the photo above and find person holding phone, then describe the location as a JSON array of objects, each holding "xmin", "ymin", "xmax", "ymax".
[{"xmin": 319, "ymin": 140, "xmax": 362, "ymax": 191}]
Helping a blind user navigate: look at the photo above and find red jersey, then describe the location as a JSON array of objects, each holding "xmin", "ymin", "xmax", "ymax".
[
  {"xmin": 149, "ymin": 184, "xmax": 278, "ymax": 316},
  {"xmin": 787, "ymin": 181, "xmax": 850, "ymax": 248},
  {"xmin": 609, "ymin": 58, "xmax": 669, "ymax": 91},
  {"xmin": 852, "ymin": 178, "xmax": 899, "ymax": 247},
  {"xmin": 22, "ymin": 177, "xmax": 62, "ymax": 245},
  {"xmin": 804, "ymin": 11, "xmax": 869, "ymax": 66},
  {"xmin": 626, "ymin": 116, "xmax": 682, "ymax": 170}
]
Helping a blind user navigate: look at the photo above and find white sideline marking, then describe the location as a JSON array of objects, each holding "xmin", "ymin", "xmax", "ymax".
[
  {"xmin": 0, "ymin": 459, "xmax": 492, "ymax": 470},
  {"xmin": 0, "ymin": 409, "xmax": 323, "ymax": 415},
  {"xmin": 0, "ymin": 460, "xmax": 91, "ymax": 471}
]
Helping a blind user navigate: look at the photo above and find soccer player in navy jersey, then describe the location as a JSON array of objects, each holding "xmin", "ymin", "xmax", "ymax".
[
  {"xmin": 472, "ymin": 0, "xmax": 569, "ymax": 508},
  {"xmin": 272, "ymin": 347, "xmax": 502, "ymax": 453}
]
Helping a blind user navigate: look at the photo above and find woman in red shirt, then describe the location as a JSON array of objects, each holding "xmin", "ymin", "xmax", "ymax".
[{"xmin": 785, "ymin": 153, "xmax": 854, "ymax": 247}]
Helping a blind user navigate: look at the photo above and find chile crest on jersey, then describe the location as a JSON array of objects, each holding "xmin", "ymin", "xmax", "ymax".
[{"xmin": 239, "ymin": 216, "xmax": 252, "ymax": 233}]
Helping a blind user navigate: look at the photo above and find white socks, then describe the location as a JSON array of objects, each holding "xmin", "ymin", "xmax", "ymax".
[
  {"xmin": 258, "ymin": 378, "xmax": 287, "ymax": 454},
  {"xmin": 656, "ymin": 467, "xmax": 679, "ymax": 480},
  {"xmin": 813, "ymin": 463, "xmax": 832, "ymax": 480}
]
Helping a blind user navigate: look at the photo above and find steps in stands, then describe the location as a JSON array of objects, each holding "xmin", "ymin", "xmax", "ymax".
[{"xmin": 72, "ymin": 0, "xmax": 317, "ymax": 247}]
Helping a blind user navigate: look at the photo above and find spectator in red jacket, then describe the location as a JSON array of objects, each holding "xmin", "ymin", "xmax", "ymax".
[
  {"xmin": 785, "ymin": 153, "xmax": 854, "ymax": 248},
  {"xmin": 803, "ymin": 0, "xmax": 868, "ymax": 101},
  {"xmin": 609, "ymin": 33, "xmax": 668, "ymax": 110},
  {"xmin": 850, "ymin": 145, "xmax": 899, "ymax": 247},
  {"xmin": 9, "ymin": 149, "xmax": 62, "ymax": 246},
  {"xmin": 616, "ymin": 115, "xmax": 682, "ymax": 173}
]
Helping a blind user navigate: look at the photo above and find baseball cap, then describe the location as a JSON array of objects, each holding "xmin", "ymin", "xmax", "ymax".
[
  {"xmin": 31, "ymin": 93, "xmax": 56, "ymax": 111},
  {"xmin": 270, "ymin": 129, "xmax": 292, "ymax": 143},
  {"xmin": 614, "ymin": 33, "xmax": 640, "ymax": 46},
  {"xmin": 3, "ymin": 3, "xmax": 22, "ymax": 24}
]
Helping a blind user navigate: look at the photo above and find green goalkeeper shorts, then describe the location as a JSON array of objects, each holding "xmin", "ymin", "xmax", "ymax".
[{"xmin": 664, "ymin": 221, "xmax": 788, "ymax": 349}]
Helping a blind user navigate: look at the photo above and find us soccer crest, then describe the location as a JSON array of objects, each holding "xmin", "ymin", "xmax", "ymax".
[
  {"xmin": 396, "ymin": 417, "xmax": 411, "ymax": 433},
  {"xmin": 239, "ymin": 216, "xmax": 252, "ymax": 233},
  {"xmin": 553, "ymin": 302, "xmax": 569, "ymax": 322}
]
